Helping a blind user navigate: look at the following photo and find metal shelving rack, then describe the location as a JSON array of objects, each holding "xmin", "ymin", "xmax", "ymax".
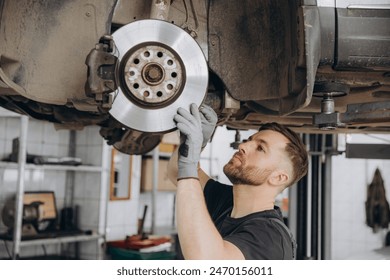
[{"xmin": 0, "ymin": 109, "xmax": 109, "ymax": 259}]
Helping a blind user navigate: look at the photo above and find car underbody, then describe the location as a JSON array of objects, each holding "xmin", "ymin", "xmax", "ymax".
[{"xmin": 0, "ymin": 0, "xmax": 389, "ymax": 154}]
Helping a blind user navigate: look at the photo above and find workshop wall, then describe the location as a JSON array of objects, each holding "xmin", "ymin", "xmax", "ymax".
[
  {"xmin": 0, "ymin": 117, "xmax": 110, "ymax": 259},
  {"xmin": 0, "ymin": 117, "xmax": 70, "ymax": 258},
  {"xmin": 105, "ymin": 155, "xmax": 141, "ymax": 241},
  {"xmin": 72, "ymin": 125, "xmax": 109, "ymax": 259},
  {"xmin": 331, "ymin": 134, "xmax": 390, "ymax": 259},
  {"xmin": 137, "ymin": 191, "xmax": 176, "ymax": 235}
]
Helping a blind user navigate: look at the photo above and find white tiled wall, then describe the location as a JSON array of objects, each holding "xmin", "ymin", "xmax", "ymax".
[
  {"xmin": 0, "ymin": 116, "xmax": 71, "ymax": 258},
  {"xmin": 0, "ymin": 111, "xmax": 143, "ymax": 259},
  {"xmin": 138, "ymin": 191, "xmax": 177, "ymax": 235},
  {"xmin": 331, "ymin": 134, "xmax": 390, "ymax": 259},
  {"xmin": 105, "ymin": 155, "xmax": 141, "ymax": 242},
  {"xmin": 0, "ymin": 113, "xmax": 111, "ymax": 259}
]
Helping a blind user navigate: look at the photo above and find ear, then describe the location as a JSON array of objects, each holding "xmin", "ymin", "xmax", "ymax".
[{"xmin": 268, "ymin": 170, "xmax": 290, "ymax": 188}]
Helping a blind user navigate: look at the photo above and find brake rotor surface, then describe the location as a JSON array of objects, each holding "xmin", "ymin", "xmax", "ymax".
[{"xmin": 109, "ymin": 19, "xmax": 208, "ymax": 133}]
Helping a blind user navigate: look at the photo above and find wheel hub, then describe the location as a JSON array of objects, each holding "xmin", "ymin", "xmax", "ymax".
[{"xmin": 122, "ymin": 44, "xmax": 184, "ymax": 106}]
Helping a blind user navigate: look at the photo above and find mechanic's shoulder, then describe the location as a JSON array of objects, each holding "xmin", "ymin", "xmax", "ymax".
[{"xmin": 242, "ymin": 210, "xmax": 284, "ymax": 227}]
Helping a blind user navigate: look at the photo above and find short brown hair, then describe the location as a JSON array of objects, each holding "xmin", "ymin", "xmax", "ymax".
[{"xmin": 259, "ymin": 123, "xmax": 308, "ymax": 186}]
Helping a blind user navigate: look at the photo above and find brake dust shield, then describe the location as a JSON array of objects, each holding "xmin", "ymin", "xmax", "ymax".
[{"xmin": 109, "ymin": 19, "xmax": 208, "ymax": 133}]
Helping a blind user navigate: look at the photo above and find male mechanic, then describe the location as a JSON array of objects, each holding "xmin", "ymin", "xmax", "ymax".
[{"xmin": 169, "ymin": 103, "xmax": 308, "ymax": 260}]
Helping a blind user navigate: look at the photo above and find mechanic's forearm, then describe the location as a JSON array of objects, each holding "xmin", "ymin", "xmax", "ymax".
[{"xmin": 176, "ymin": 178, "xmax": 226, "ymax": 259}]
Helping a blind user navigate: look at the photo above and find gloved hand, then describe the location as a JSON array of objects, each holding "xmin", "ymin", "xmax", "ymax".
[
  {"xmin": 174, "ymin": 103, "xmax": 203, "ymax": 180},
  {"xmin": 199, "ymin": 105, "xmax": 218, "ymax": 148}
]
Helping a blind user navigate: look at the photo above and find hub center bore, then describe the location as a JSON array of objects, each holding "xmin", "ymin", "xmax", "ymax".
[{"xmin": 142, "ymin": 63, "xmax": 165, "ymax": 85}]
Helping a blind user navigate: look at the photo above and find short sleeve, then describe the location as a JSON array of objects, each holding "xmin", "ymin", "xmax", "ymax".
[{"xmin": 223, "ymin": 219, "xmax": 289, "ymax": 260}]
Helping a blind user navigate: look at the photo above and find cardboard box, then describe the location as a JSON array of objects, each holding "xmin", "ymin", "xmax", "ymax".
[{"xmin": 141, "ymin": 157, "xmax": 176, "ymax": 192}]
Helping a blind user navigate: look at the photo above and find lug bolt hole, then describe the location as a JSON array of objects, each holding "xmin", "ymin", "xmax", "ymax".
[
  {"xmin": 133, "ymin": 83, "xmax": 139, "ymax": 89},
  {"xmin": 157, "ymin": 52, "xmax": 163, "ymax": 58},
  {"xmin": 134, "ymin": 58, "xmax": 140, "ymax": 64},
  {"xmin": 157, "ymin": 91, "xmax": 163, "ymax": 97},
  {"xmin": 171, "ymin": 72, "xmax": 177, "ymax": 78}
]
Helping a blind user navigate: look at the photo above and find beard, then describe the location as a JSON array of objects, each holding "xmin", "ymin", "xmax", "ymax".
[{"xmin": 223, "ymin": 157, "xmax": 272, "ymax": 186}]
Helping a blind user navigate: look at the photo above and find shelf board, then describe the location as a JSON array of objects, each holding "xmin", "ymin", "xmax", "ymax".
[
  {"xmin": 0, "ymin": 161, "xmax": 103, "ymax": 172},
  {"xmin": 19, "ymin": 233, "xmax": 103, "ymax": 247}
]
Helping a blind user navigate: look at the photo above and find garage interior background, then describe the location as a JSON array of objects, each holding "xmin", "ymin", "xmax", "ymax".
[{"xmin": 0, "ymin": 107, "xmax": 389, "ymax": 260}]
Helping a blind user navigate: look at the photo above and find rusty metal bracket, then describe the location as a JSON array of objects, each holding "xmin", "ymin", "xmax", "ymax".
[
  {"xmin": 341, "ymin": 101, "xmax": 390, "ymax": 125},
  {"xmin": 314, "ymin": 100, "xmax": 390, "ymax": 129},
  {"xmin": 150, "ymin": 0, "xmax": 171, "ymax": 20}
]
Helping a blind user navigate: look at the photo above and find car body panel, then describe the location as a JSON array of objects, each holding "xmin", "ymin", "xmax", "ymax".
[{"xmin": 0, "ymin": 0, "xmax": 389, "ymax": 154}]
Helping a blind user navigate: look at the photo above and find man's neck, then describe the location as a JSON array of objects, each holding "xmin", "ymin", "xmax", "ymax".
[{"xmin": 230, "ymin": 184, "xmax": 276, "ymax": 218}]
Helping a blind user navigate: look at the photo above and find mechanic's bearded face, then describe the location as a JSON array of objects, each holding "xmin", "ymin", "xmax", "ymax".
[
  {"xmin": 223, "ymin": 130, "xmax": 289, "ymax": 186},
  {"xmin": 223, "ymin": 159, "xmax": 272, "ymax": 185}
]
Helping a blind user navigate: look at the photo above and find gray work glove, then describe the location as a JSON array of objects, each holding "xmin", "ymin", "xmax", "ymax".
[
  {"xmin": 174, "ymin": 103, "xmax": 203, "ymax": 180},
  {"xmin": 199, "ymin": 105, "xmax": 218, "ymax": 148}
]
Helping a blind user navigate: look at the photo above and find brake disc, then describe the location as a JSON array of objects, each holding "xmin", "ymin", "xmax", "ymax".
[{"xmin": 109, "ymin": 19, "xmax": 209, "ymax": 133}]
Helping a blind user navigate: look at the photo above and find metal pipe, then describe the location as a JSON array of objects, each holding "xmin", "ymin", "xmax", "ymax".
[
  {"xmin": 288, "ymin": 181, "xmax": 298, "ymax": 244},
  {"xmin": 296, "ymin": 175, "xmax": 307, "ymax": 259},
  {"xmin": 65, "ymin": 130, "xmax": 76, "ymax": 208},
  {"xmin": 67, "ymin": 130, "xmax": 77, "ymax": 258},
  {"xmin": 317, "ymin": 135, "xmax": 326, "ymax": 260},
  {"xmin": 12, "ymin": 115, "xmax": 29, "ymax": 259},
  {"xmin": 310, "ymin": 135, "xmax": 319, "ymax": 259},
  {"xmin": 150, "ymin": 0, "xmax": 171, "ymax": 20},
  {"xmin": 99, "ymin": 141, "xmax": 110, "ymax": 259},
  {"xmin": 323, "ymin": 135, "xmax": 334, "ymax": 259},
  {"xmin": 305, "ymin": 134, "xmax": 312, "ymax": 259},
  {"xmin": 151, "ymin": 146, "xmax": 159, "ymax": 234}
]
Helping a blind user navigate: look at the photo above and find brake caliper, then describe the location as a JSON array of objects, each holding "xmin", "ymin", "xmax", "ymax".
[{"xmin": 85, "ymin": 35, "xmax": 118, "ymax": 112}]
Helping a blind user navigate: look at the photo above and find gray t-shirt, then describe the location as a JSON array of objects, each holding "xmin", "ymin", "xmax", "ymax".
[{"xmin": 204, "ymin": 179, "xmax": 294, "ymax": 260}]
